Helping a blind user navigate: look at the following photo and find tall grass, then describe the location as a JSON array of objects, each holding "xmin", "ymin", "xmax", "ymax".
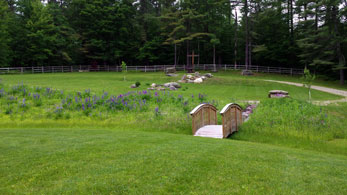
[{"xmin": 234, "ymin": 98, "xmax": 347, "ymax": 155}]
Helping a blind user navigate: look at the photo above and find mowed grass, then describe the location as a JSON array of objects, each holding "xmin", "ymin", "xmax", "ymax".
[
  {"xmin": 0, "ymin": 71, "xmax": 342, "ymax": 103},
  {"xmin": 0, "ymin": 71, "xmax": 346, "ymax": 194},
  {"xmin": 0, "ymin": 129, "xmax": 346, "ymax": 194}
]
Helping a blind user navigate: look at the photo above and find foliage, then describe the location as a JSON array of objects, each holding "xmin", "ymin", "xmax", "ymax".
[{"xmin": 0, "ymin": 0, "xmax": 346, "ymax": 82}]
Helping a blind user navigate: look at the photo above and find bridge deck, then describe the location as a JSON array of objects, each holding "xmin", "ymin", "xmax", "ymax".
[{"xmin": 194, "ymin": 125, "xmax": 223, "ymax": 139}]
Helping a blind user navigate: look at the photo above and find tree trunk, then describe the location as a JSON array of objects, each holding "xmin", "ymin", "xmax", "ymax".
[
  {"xmin": 289, "ymin": 0, "xmax": 293, "ymax": 38},
  {"xmin": 234, "ymin": 8, "xmax": 238, "ymax": 68},
  {"xmin": 340, "ymin": 69, "xmax": 345, "ymax": 85},
  {"xmin": 186, "ymin": 40, "xmax": 189, "ymax": 66},
  {"xmin": 198, "ymin": 40, "xmax": 200, "ymax": 65},
  {"xmin": 174, "ymin": 43, "xmax": 177, "ymax": 66},
  {"xmin": 245, "ymin": 0, "xmax": 249, "ymax": 70},
  {"xmin": 332, "ymin": 5, "xmax": 346, "ymax": 85},
  {"xmin": 213, "ymin": 45, "xmax": 216, "ymax": 71},
  {"xmin": 315, "ymin": 1, "xmax": 318, "ymax": 31}
]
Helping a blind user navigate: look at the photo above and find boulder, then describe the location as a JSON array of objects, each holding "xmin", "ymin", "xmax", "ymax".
[
  {"xmin": 164, "ymin": 82, "xmax": 181, "ymax": 88},
  {"xmin": 130, "ymin": 84, "xmax": 137, "ymax": 88},
  {"xmin": 201, "ymin": 76, "xmax": 207, "ymax": 80},
  {"xmin": 166, "ymin": 73, "xmax": 178, "ymax": 77},
  {"xmin": 187, "ymin": 74, "xmax": 193, "ymax": 79},
  {"xmin": 165, "ymin": 67, "xmax": 176, "ymax": 74},
  {"xmin": 151, "ymin": 83, "xmax": 157, "ymax": 88},
  {"xmin": 169, "ymin": 86, "xmax": 177, "ymax": 90},
  {"xmin": 181, "ymin": 74, "xmax": 187, "ymax": 81},
  {"xmin": 241, "ymin": 70, "xmax": 253, "ymax": 76},
  {"xmin": 204, "ymin": 73, "xmax": 213, "ymax": 78},
  {"xmin": 194, "ymin": 78, "xmax": 203, "ymax": 84},
  {"xmin": 194, "ymin": 72, "xmax": 200, "ymax": 77},
  {"xmin": 268, "ymin": 90, "xmax": 289, "ymax": 98},
  {"xmin": 171, "ymin": 82, "xmax": 181, "ymax": 88}
]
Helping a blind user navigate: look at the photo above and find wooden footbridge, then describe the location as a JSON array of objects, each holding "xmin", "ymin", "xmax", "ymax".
[{"xmin": 190, "ymin": 103, "xmax": 243, "ymax": 139}]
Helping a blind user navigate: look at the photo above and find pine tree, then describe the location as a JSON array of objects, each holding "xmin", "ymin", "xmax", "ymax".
[{"xmin": 0, "ymin": 1, "xmax": 11, "ymax": 67}]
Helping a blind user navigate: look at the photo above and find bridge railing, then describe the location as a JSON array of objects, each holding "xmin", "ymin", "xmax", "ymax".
[
  {"xmin": 190, "ymin": 104, "xmax": 217, "ymax": 135},
  {"xmin": 220, "ymin": 103, "xmax": 243, "ymax": 138}
]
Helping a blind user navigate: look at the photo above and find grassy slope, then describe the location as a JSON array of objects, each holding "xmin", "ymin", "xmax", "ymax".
[
  {"xmin": 0, "ymin": 129, "xmax": 346, "ymax": 194},
  {"xmin": 0, "ymin": 72, "xmax": 346, "ymax": 194}
]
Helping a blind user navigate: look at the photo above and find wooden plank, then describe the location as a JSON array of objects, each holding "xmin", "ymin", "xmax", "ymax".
[{"xmin": 194, "ymin": 125, "xmax": 223, "ymax": 139}]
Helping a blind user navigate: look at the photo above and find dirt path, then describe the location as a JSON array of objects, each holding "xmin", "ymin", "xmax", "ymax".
[{"xmin": 264, "ymin": 80, "xmax": 347, "ymax": 105}]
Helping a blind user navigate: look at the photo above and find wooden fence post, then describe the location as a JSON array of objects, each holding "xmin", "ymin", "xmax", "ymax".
[
  {"xmin": 32, "ymin": 67, "xmax": 34, "ymax": 74},
  {"xmin": 21, "ymin": 67, "xmax": 23, "ymax": 74},
  {"xmin": 42, "ymin": 66, "xmax": 44, "ymax": 73}
]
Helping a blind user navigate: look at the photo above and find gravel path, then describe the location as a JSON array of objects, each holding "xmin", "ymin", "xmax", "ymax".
[{"xmin": 264, "ymin": 80, "xmax": 347, "ymax": 105}]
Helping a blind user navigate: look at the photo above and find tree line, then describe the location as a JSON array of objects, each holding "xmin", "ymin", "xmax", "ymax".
[{"xmin": 0, "ymin": 0, "xmax": 346, "ymax": 83}]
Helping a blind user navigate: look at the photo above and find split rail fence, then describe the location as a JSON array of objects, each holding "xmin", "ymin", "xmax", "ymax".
[{"xmin": 0, "ymin": 64, "xmax": 304, "ymax": 75}]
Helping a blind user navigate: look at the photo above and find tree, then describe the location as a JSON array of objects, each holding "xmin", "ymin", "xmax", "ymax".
[
  {"xmin": 302, "ymin": 67, "xmax": 315, "ymax": 102},
  {"xmin": 21, "ymin": 0, "xmax": 57, "ymax": 66},
  {"xmin": 0, "ymin": 1, "xmax": 11, "ymax": 67}
]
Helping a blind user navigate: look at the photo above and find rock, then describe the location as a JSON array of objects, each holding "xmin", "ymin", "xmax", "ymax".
[
  {"xmin": 194, "ymin": 72, "xmax": 200, "ymax": 77},
  {"xmin": 241, "ymin": 70, "xmax": 253, "ymax": 76},
  {"xmin": 181, "ymin": 74, "xmax": 187, "ymax": 81},
  {"xmin": 194, "ymin": 78, "xmax": 203, "ymax": 83},
  {"xmin": 178, "ymin": 80, "xmax": 186, "ymax": 83},
  {"xmin": 187, "ymin": 80, "xmax": 194, "ymax": 83},
  {"xmin": 165, "ymin": 67, "xmax": 176, "ymax": 74},
  {"xmin": 169, "ymin": 86, "xmax": 177, "ymax": 90},
  {"xmin": 268, "ymin": 90, "xmax": 289, "ymax": 98},
  {"xmin": 151, "ymin": 83, "xmax": 157, "ymax": 88},
  {"xmin": 158, "ymin": 87, "xmax": 166, "ymax": 91},
  {"xmin": 204, "ymin": 73, "xmax": 213, "ymax": 78},
  {"xmin": 164, "ymin": 82, "xmax": 181, "ymax": 89},
  {"xmin": 201, "ymin": 76, "xmax": 207, "ymax": 80},
  {"xmin": 147, "ymin": 87, "xmax": 156, "ymax": 90},
  {"xmin": 187, "ymin": 74, "xmax": 193, "ymax": 79},
  {"xmin": 130, "ymin": 84, "xmax": 137, "ymax": 88},
  {"xmin": 166, "ymin": 73, "xmax": 178, "ymax": 77},
  {"xmin": 170, "ymin": 82, "xmax": 181, "ymax": 88}
]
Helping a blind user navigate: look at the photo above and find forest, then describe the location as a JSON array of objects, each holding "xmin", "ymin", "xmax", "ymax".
[{"xmin": 0, "ymin": 0, "xmax": 346, "ymax": 83}]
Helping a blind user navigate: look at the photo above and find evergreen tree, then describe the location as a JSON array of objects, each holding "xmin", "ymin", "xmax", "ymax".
[{"xmin": 0, "ymin": 1, "xmax": 11, "ymax": 67}]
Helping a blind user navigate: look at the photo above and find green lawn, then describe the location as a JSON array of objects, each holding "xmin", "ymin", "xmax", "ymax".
[
  {"xmin": 0, "ymin": 71, "xmax": 346, "ymax": 194},
  {"xmin": 1, "ymin": 129, "xmax": 346, "ymax": 194},
  {"xmin": 0, "ymin": 71, "xmax": 342, "ymax": 102}
]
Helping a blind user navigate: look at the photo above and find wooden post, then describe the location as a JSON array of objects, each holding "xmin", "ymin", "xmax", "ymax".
[
  {"xmin": 42, "ymin": 66, "xmax": 44, "ymax": 73},
  {"xmin": 290, "ymin": 68, "xmax": 293, "ymax": 76},
  {"xmin": 71, "ymin": 66, "xmax": 73, "ymax": 72},
  {"xmin": 21, "ymin": 67, "xmax": 23, "ymax": 74},
  {"xmin": 225, "ymin": 64, "xmax": 227, "ymax": 71},
  {"xmin": 32, "ymin": 67, "xmax": 34, "ymax": 74},
  {"xmin": 145, "ymin": 66, "xmax": 146, "ymax": 72}
]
